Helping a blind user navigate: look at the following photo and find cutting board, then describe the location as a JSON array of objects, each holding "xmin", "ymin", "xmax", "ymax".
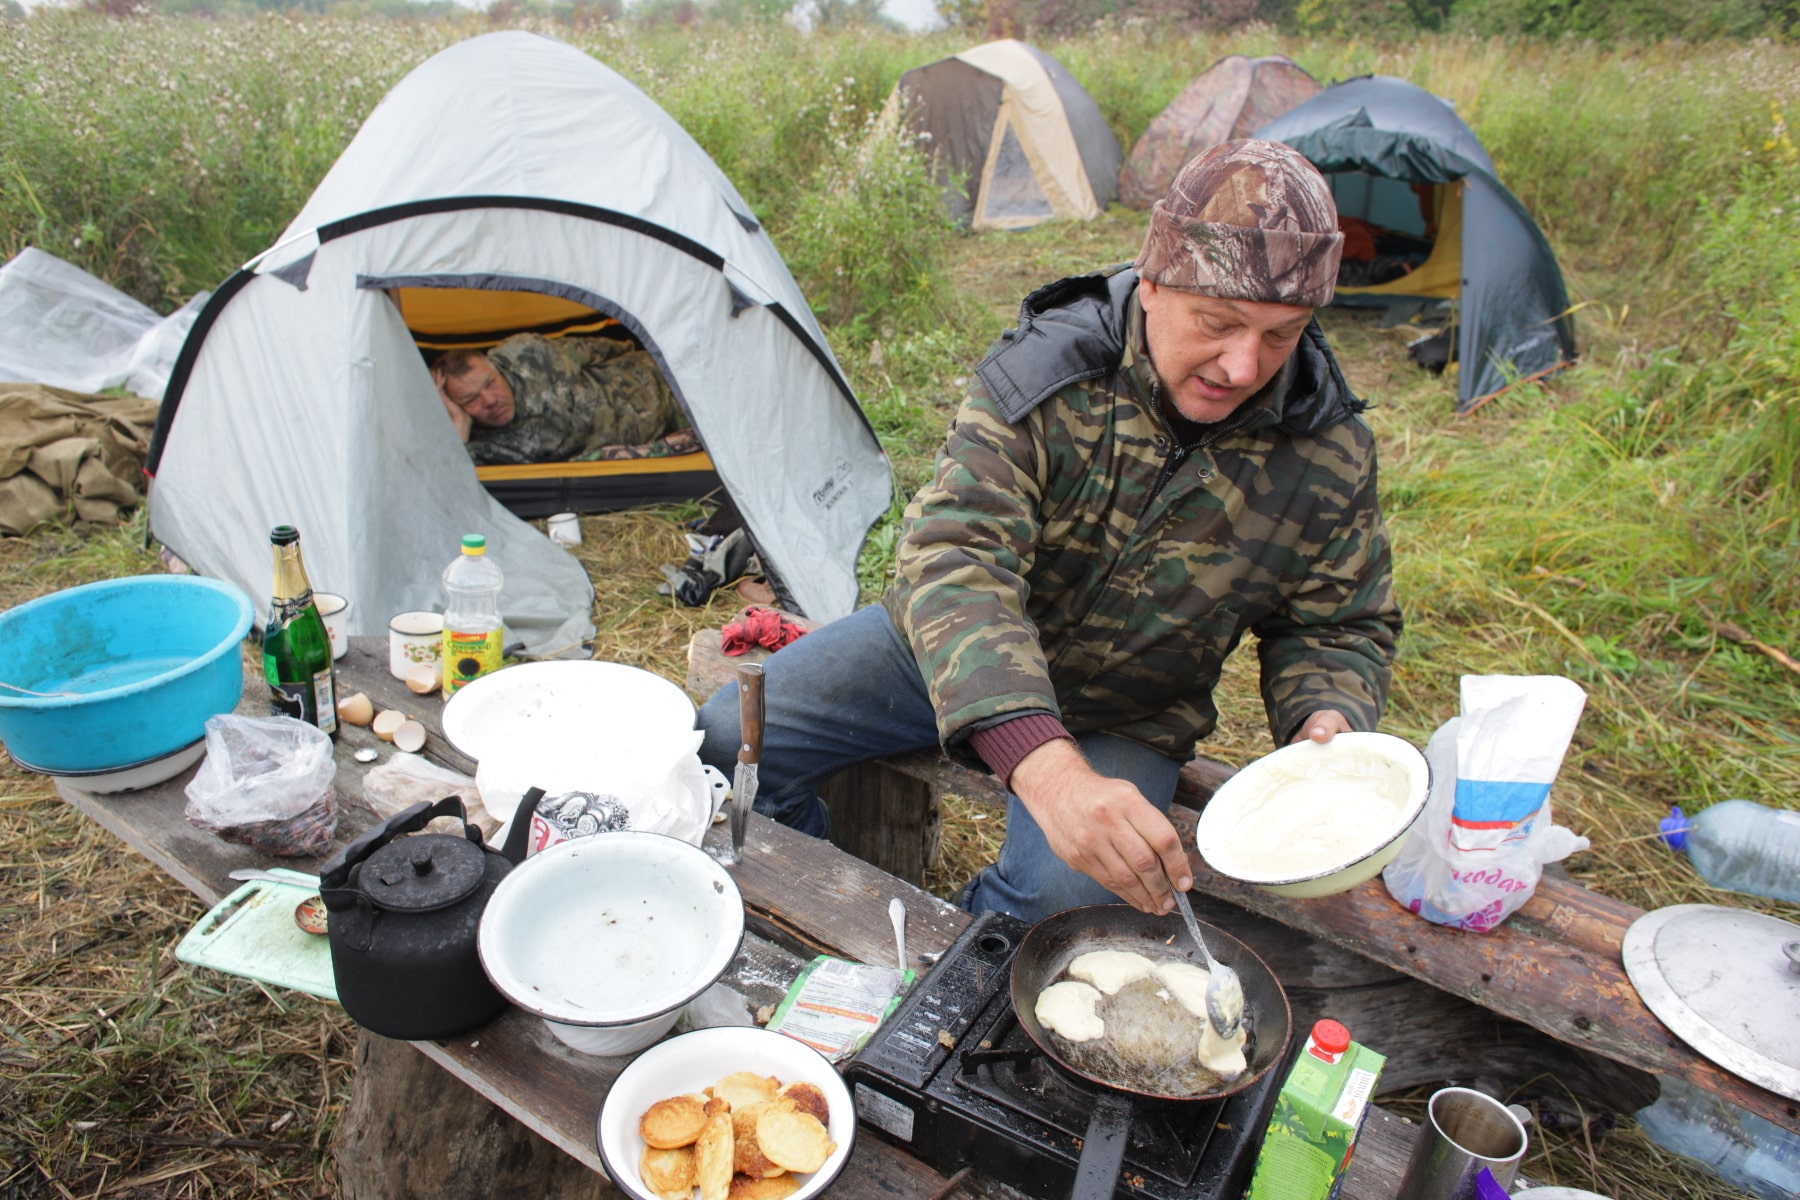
[{"xmin": 175, "ymin": 870, "xmax": 338, "ymax": 1002}]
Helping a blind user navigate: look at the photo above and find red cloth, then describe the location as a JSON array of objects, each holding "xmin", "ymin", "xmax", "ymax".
[
  {"xmin": 1337, "ymin": 215, "xmax": 1380, "ymax": 262},
  {"xmin": 721, "ymin": 607, "xmax": 808, "ymax": 656}
]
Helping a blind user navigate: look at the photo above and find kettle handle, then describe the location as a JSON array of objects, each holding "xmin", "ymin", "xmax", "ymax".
[{"xmin": 319, "ymin": 795, "xmax": 479, "ymax": 897}]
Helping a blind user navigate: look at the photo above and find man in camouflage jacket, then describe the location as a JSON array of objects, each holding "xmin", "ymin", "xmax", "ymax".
[
  {"xmin": 432, "ymin": 332, "xmax": 677, "ymax": 467},
  {"xmin": 698, "ymin": 141, "xmax": 1401, "ymax": 923}
]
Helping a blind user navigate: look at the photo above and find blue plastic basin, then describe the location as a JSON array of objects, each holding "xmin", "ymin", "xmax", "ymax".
[{"xmin": 0, "ymin": 575, "xmax": 255, "ymax": 773}]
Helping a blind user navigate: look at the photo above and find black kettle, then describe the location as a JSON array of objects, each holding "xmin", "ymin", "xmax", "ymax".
[{"xmin": 319, "ymin": 795, "xmax": 517, "ymax": 1041}]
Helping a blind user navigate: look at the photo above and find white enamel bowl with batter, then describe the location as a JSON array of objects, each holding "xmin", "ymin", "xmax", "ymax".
[{"xmin": 1194, "ymin": 731, "xmax": 1429, "ymax": 898}]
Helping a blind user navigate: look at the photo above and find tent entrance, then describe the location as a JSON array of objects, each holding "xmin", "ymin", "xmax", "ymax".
[
  {"xmin": 1331, "ymin": 176, "xmax": 1464, "ymax": 302},
  {"xmin": 365, "ymin": 278, "xmax": 721, "ymax": 519},
  {"xmin": 979, "ymin": 117, "xmax": 1056, "ymax": 228}
]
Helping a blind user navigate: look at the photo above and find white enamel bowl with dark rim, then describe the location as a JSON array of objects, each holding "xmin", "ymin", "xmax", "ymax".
[
  {"xmin": 477, "ymin": 832, "xmax": 744, "ymax": 1056},
  {"xmin": 595, "ymin": 1026, "xmax": 854, "ymax": 1200},
  {"xmin": 1194, "ymin": 731, "xmax": 1430, "ymax": 898}
]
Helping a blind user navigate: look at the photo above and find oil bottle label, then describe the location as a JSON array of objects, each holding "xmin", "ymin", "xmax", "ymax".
[{"xmin": 443, "ymin": 627, "xmax": 503, "ymax": 694}]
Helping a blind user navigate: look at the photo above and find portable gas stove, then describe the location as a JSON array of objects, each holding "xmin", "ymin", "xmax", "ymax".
[{"xmin": 844, "ymin": 911, "xmax": 1281, "ymax": 1200}]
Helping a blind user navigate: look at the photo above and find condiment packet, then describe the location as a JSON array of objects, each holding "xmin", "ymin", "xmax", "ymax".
[{"xmin": 764, "ymin": 955, "xmax": 914, "ymax": 1062}]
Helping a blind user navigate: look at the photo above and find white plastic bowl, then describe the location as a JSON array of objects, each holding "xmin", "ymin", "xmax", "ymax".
[
  {"xmin": 439, "ymin": 660, "xmax": 697, "ymax": 763},
  {"xmin": 1194, "ymin": 731, "xmax": 1430, "ymax": 898},
  {"xmin": 477, "ymin": 832, "xmax": 744, "ymax": 1056},
  {"xmin": 595, "ymin": 1026, "xmax": 855, "ymax": 1200}
]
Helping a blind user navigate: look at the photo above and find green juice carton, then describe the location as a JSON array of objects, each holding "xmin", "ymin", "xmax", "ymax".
[{"xmin": 1246, "ymin": 1019, "xmax": 1386, "ymax": 1200}]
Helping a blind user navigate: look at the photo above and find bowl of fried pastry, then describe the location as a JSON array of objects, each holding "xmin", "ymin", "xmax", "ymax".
[{"xmin": 595, "ymin": 1026, "xmax": 855, "ymax": 1200}]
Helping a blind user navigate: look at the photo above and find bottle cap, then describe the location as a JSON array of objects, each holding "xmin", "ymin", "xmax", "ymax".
[
  {"xmin": 461, "ymin": 534, "xmax": 487, "ymax": 556},
  {"xmin": 1659, "ymin": 805, "xmax": 1691, "ymax": 851},
  {"xmin": 270, "ymin": 524, "xmax": 299, "ymax": 546},
  {"xmin": 1310, "ymin": 1019, "xmax": 1351, "ymax": 1056}
]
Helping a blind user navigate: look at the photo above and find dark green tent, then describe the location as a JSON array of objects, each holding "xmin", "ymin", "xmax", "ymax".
[{"xmin": 1256, "ymin": 75, "xmax": 1577, "ymax": 411}]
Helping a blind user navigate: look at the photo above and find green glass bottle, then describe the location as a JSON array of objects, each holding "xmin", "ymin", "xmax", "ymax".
[{"xmin": 264, "ymin": 525, "xmax": 337, "ymax": 734}]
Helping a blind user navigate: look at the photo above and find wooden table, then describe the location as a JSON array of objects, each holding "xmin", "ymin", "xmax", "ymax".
[{"xmin": 57, "ymin": 636, "xmax": 1422, "ymax": 1200}]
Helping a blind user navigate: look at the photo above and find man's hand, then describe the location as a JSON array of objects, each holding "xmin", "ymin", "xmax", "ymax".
[
  {"xmin": 436, "ymin": 378, "xmax": 474, "ymax": 443},
  {"xmin": 1008, "ymin": 739, "xmax": 1190, "ymax": 916},
  {"xmin": 1291, "ymin": 709, "xmax": 1352, "ymax": 744}
]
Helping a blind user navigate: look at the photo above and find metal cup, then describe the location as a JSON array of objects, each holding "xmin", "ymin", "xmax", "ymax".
[{"xmin": 1396, "ymin": 1087, "xmax": 1531, "ymax": 1200}]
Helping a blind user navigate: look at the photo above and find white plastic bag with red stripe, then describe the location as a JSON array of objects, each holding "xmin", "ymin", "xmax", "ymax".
[{"xmin": 1382, "ymin": 676, "xmax": 1591, "ymax": 932}]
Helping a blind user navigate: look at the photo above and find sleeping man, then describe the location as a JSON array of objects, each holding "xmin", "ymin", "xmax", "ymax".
[{"xmin": 432, "ymin": 333, "xmax": 681, "ymax": 466}]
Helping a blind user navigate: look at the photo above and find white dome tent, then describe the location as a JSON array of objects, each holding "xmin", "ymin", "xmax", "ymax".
[{"xmin": 148, "ymin": 31, "xmax": 892, "ymax": 656}]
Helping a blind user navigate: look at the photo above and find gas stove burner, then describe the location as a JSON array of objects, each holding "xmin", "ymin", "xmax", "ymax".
[{"xmin": 844, "ymin": 911, "xmax": 1281, "ymax": 1200}]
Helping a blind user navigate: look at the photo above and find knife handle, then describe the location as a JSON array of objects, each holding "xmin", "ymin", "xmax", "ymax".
[{"xmin": 737, "ymin": 663, "xmax": 766, "ymax": 765}]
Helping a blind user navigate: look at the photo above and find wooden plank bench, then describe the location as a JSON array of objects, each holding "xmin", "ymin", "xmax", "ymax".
[{"xmin": 686, "ymin": 619, "xmax": 1800, "ymax": 1136}]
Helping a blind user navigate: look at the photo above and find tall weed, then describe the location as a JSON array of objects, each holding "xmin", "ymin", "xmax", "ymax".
[{"xmin": 777, "ymin": 106, "xmax": 961, "ymax": 336}]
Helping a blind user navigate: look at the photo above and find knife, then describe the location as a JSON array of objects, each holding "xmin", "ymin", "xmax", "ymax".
[{"xmin": 727, "ymin": 662, "xmax": 765, "ymax": 865}]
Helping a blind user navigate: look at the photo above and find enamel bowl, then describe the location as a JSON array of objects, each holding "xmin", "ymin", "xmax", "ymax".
[
  {"xmin": 595, "ymin": 1026, "xmax": 854, "ymax": 1200},
  {"xmin": 0, "ymin": 575, "xmax": 252, "ymax": 777},
  {"xmin": 439, "ymin": 660, "xmax": 696, "ymax": 763},
  {"xmin": 1194, "ymin": 732, "xmax": 1430, "ymax": 898},
  {"xmin": 477, "ymin": 832, "xmax": 744, "ymax": 1056}
]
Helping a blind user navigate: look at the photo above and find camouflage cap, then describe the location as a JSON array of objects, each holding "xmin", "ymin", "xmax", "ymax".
[{"xmin": 1134, "ymin": 139, "xmax": 1342, "ymax": 307}]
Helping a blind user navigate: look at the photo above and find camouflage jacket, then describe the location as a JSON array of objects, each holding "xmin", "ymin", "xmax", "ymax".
[
  {"xmin": 467, "ymin": 334, "xmax": 677, "ymax": 467},
  {"xmin": 882, "ymin": 268, "xmax": 1401, "ymax": 766}
]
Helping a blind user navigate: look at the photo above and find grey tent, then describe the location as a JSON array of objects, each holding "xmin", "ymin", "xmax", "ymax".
[
  {"xmin": 883, "ymin": 39, "xmax": 1123, "ymax": 230},
  {"xmin": 1257, "ymin": 75, "xmax": 1577, "ymax": 410},
  {"xmin": 147, "ymin": 33, "xmax": 892, "ymax": 655}
]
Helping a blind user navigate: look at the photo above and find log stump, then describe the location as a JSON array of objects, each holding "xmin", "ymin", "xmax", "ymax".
[{"xmin": 333, "ymin": 1031, "xmax": 620, "ymax": 1199}]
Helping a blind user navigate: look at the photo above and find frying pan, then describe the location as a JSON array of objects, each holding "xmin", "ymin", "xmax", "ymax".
[{"xmin": 1009, "ymin": 904, "xmax": 1292, "ymax": 1199}]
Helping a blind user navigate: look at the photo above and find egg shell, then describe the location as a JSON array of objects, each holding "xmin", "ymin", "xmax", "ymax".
[
  {"xmin": 371, "ymin": 709, "xmax": 408, "ymax": 742},
  {"xmin": 336, "ymin": 692, "xmax": 374, "ymax": 726},
  {"xmin": 405, "ymin": 664, "xmax": 440, "ymax": 695},
  {"xmin": 393, "ymin": 719, "xmax": 427, "ymax": 754}
]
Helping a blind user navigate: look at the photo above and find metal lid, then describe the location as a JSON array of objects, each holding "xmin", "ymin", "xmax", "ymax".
[
  {"xmin": 1622, "ymin": 904, "xmax": 1800, "ymax": 1101},
  {"xmin": 359, "ymin": 833, "xmax": 488, "ymax": 913}
]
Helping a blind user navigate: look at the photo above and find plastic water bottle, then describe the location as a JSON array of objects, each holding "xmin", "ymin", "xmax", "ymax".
[
  {"xmin": 1660, "ymin": 800, "xmax": 1800, "ymax": 905},
  {"xmin": 1635, "ymin": 1075, "xmax": 1800, "ymax": 1200},
  {"xmin": 440, "ymin": 533, "xmax": 504, "ymax": 698}
]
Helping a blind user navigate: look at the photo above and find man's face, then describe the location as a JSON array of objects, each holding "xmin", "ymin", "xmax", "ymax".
[
  {"xmin": 1138, "ymin": 280, "xmax": 1313, "ymax": 424},
  {"xmin": 440, "ymin": 357, "xmax": 516, "ymax": 427}
]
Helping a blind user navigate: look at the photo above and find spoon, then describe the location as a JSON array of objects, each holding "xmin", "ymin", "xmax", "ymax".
[
  {"xmin": 1170, "ymin": 886, "xmax": 1243, "ymax": 1040},
  {"xmin": 888, "ymin": 897, "xmax": 907, "ymax": 972}
]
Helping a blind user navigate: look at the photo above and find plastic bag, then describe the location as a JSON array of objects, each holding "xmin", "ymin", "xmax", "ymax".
[
  {"xmin": 1381, "ymin": 676, "xmax": 1591, "ymax": 932},
  {"xmin": 183, "ymin": 714, "xmax": 338, "ymax": 857},
  {"xmin": 480, "ymin": 729, "xmax": 731, "ymax": 853},
  {"xmin": 0, "ymin": 247, "xmax": 208, "ymax": 399},
  {"xmin": 360, "ymin": 753, "xmax": 498, "ymax": 839}
]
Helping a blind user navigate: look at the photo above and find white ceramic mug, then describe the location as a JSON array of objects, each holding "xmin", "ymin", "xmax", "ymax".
[
  {"xmin": 314, "ymin": 592, "xmax": 350, "ymax": 661},
  {"xmin": 388, "ymin": 611, "xmax": 444, "ymax": 681},
  {"xmin": 547, "ymin": 512, "xmax": 582, "ymax": 547}
]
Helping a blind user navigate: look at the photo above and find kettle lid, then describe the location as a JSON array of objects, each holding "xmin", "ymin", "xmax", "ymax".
[{"xmin": 359, "ymin": 833, "xmax": 489, "ymax": 912}]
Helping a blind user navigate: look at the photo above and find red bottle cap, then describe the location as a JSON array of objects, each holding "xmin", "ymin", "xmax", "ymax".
[{"xmin": 1311, "ymin": 1020, "xmax": 1351, "ymax": 1056}]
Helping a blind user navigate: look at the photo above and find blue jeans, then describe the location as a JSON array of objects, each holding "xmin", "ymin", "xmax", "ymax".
[{"xmin": 695, "ymin": 605, "xmax": 1186, "ymax": 924}]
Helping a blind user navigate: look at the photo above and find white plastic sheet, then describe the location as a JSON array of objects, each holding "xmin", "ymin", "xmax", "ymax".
[{"xmin": 0, "ymin": 248, "xmax": 207, "ymax": 401}]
